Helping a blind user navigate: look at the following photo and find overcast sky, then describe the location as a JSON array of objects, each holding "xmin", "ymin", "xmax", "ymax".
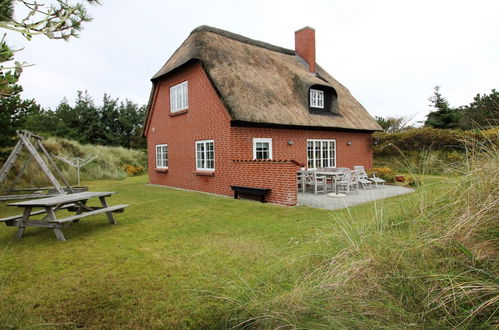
[{"xmin": 7, "ymin": 0, "xmax": 499, "ymax": 123}]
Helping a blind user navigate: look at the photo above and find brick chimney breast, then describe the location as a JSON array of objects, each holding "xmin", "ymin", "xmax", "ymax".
[{"xmin": 295, "ymin": 26, "xmax": 316, "ymax": 73}]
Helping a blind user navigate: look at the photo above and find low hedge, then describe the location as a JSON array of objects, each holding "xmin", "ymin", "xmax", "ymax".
[{"xmin": 374, "ymin": 127, "xmax": 498, "ymax": 156}]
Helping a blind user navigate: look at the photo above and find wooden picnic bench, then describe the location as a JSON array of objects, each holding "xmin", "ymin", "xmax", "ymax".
[
  {"xmin": 230, "ymin": 185, "xmax": 271, "ymax": 203},
  {"xmin": 1, "ymin": 191, "xmax": 128, "ymax": 242}
]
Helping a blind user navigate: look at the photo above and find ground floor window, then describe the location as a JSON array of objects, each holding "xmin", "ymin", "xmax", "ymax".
[
  {"xmin": 253, "ymin": 138, "xmax": 272, "ymax": 159},
  {"xmin": 196, "ymin": 140, "xmax": 215, "ymax": 170},
  {"xmin": 307, "ymin": 139, "xmax": 336, "ymax": 169},
  {"xmin": 155, "ymin": 144, "xmax": 168, "ymax": 168}
]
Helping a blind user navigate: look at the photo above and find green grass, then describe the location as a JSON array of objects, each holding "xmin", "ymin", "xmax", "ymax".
[
  {"xmin": 0, "ymin": 160, "xmax": 496, "ymax": 328},
  {"xmin": 0, "ymin": 176, "xmax": 423, "ymax": 328}
]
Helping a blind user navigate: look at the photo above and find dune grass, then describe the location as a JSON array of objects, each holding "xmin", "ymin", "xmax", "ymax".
[
  {"xmin": 0, "ymin": 137, "xmax": 146, "ymax": 192},
  {"xmin": 0, "ymin": 143, "xmax": 497, "ymax": 328}
]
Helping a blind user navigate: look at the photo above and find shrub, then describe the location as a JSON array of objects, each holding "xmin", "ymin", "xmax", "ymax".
[
  {"xmin": 123, "ymin": 164, "xmax": 145, "ymax": 176},
  {"xmin": 374, "ymin": 127, "xmax": 499, "ymax": 157},
  {"xmin": 402, "ymin": 175, "xmax": 419, "ymax": 187}
]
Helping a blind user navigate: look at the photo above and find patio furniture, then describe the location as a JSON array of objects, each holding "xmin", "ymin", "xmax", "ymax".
[
  {"xmin": 297, "ymin": 172, "xmax": 305, "ymax": 192},
  {"xmin": 337, "ymin": 170, "xmax": 359, "ymax": 194},
  {"xmin": 370, "ymin": 174, "xmax": 386, "ymax": 187},
  {"xmin": 358, "ymin": 177, "xmax": 373, "ymax": 189},
  {"xmin": 298, "ymin": 170, "xmax": 331, "ymax": 194},
  {"xmin": 230, "ymin": 185, "xmax": 271, "ymax": 203},
  {"xmin": 1, "ymin": 191, "xmax": 128, "ymax": 241},
  {"xmin": 354, "ymin": 167, "xmax": 373, "ymax": 189},
  {"xmin": 312, "ymin": 171, "xmax": 329, "ymax": 194},
  {"xmin": 354, "ymin": 166, "xmax": 386, "ymax": 187}
]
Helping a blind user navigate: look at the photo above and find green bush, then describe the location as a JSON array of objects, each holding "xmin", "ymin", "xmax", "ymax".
[
  {"xmin": 374, "ymin": 127, "xmax": 499, "ymax": 156},
  {"xmin": 373, "ymin": 127, "xmax": 499, "ymax": 175},
  {"xmin": 123, "ymin": 164, "xmax": 145, "ymax": 176}
]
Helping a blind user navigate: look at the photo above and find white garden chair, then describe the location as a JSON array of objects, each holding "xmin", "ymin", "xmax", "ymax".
[
  {"xmin": 311, "ymin": 171, "xmax": 328, "ymax": 194},
  {"xmin": 354, "ymin": 166, "xmax": 386, "ymax": 187},
  {"xmin": 337, "ymin": 170, "xmax": 359, "ymax": 193},
  {"xmin": 354, "ymin": 167, "xmax": 373, "ymax": 189},
  {"xmin": 297, "ymin": 172, "xmax": 305, "ymax": 192}
]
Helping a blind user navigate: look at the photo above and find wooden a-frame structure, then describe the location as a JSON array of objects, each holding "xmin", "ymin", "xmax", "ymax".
[{"xmin": 0, "ymin": 130, "xmax": 76, "ymax": 201}]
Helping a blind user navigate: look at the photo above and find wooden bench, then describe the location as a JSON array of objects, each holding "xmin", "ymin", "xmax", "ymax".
[
  {"xmin": 49, "ymin": 204, "xmax": 128, "ymax": 224},
  {"xmin": 0, "ymin": 203, "xmax": 77, "ymax": 226},
  {"xmin": 230, "ymin": 186, "xmax": 271, "ymax": 203}
]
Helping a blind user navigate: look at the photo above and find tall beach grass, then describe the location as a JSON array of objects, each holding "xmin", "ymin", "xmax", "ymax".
[
  {"xmin": 1, "ymin": 137, "xmax": 146, "ymax": 190},
  {"xmin": 212, "ymin": 134, "xmax": 498, "ymax": 328}
]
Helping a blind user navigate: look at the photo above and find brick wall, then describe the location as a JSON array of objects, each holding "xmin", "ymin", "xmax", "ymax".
[
  {"xmin": 145, "ymin": 61, "xmax": 374, "ymax": 206},
  {"xmin": 230, "ymin": 160, "xmax": 300, "ymax": 206},
  {"xmin": 146, "ymin": 61, "xmax": 234, "ymax": 197},
  {"xmin": 230, "ymin": 126, "xmax": 373, "ymax": 169}
]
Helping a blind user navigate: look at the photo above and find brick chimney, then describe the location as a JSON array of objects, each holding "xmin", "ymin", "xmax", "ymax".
[{"xmin": 295, "ymin": 26, "xmax": 316, "ymax": 73}]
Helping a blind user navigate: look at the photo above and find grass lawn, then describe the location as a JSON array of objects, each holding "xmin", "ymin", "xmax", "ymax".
[{"xmin": 0, "ymin": 175, "xmax": 453, "ymax": 328}]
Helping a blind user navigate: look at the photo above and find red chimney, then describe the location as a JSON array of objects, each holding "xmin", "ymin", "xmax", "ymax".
[{"xmin": 295, "ymin": 26, "xmax": 316, "ymax": 73}]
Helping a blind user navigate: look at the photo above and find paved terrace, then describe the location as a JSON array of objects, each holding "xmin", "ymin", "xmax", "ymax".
[{"xmin": 298, "ymin": 185, "xmax": 415, "ymax": 210}]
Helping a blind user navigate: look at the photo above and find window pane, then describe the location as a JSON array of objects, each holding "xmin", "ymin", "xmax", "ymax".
[
  {"xmin": 255, "ymin": 142, "xmax": 269, "ymax": 159},
  {"xmin": 196, "ymin": 141, "xmax": 214, "ymax": 170},
  {"xmin": 310, "ymin": 89, "xmax": 324, "ymax": 108},
  {"xmin": 307, "ymin": 140, "xmax": 335, "ymax": 169},
  {"xmin": 183, "ymin": 82, "xmax": 188, "ymax": 109},
  {"xmin": 170, "ymin": 82, "xmax": 188, "ymax": 112},
  {"xmin": 156, "ymin": 145, "xmax": 168, "ymax": 168},
  {"xmin": 207, "ymin": 142, "xmax": 214, "ymax": 169},
  {"xmin": 307, "ymin": 141, "xmax": 314, "ymax": 168}
]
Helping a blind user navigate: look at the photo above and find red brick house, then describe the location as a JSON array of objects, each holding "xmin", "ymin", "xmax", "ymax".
[{"xmin": 143, "ymin": 26, "xmax": 381, "ymax": 206}]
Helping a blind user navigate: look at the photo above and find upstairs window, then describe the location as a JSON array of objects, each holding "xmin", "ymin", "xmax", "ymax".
[
  {"xmin": 253, "ymin": 138, "xmax": 273, "ymax": 160},
  {"xmin": 310, "ymin": 89, "xmax": 324, "ymax": 108},
  {"xmin": 196, "ymin": 140, "xmax": 215, "ymax": 171},
  {"xmin": 156, "ymin": 144, "xmax": 168, "ymax": 168},
  {"xmin": 170, "ymin": 81, "xmax": 188, "ymax": 112}
]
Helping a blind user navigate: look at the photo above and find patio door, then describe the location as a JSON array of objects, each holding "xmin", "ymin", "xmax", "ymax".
[{"xmin": 307, "ymin": 139, "xmax": 336, "ymax": 169}]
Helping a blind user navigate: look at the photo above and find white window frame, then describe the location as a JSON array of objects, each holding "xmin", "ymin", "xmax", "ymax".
[
  {"xmin": 252, "ymin": 138, "xmax": 273, "ymax": 160},
  {"xmin": 155, "ymin": 144, "xmax": 168, "ymax": 169},
  {"xmin": 170, "ymin": 81, "xmax": 189, "ymax": 113},
  {"xmin": 195, "ymin": 140, "xmax": 215, "ymax": 171},
  {"xmin": 307, "ymin": 139, "xmax": 336, "ymax": 169},
  {"xmin": 310, "ymin": 89, "xmax": 324, "ymax": 108}
]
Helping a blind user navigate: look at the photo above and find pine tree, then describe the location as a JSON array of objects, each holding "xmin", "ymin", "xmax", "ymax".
[
  {"xmin": 459, "ymin": 89, "xmax": 499, "ymax": 129},
  {"xmin": 424, "ymin": 86, "xmax": 461, "ymax": 129}
]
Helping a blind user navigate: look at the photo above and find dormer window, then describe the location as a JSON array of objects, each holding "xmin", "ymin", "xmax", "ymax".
[
  {"xmin": 310, "ymin": 89, "xmax": 324, "ymax": 108},
  {"xmin": 308, "ymin": 85, "xmax": 339, "ymax": 115}
]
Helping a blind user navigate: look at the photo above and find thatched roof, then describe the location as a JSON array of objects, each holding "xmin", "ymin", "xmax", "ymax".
[{"xmin": 146, "ymin": 26, "xmax": 381, "ymax": 132}]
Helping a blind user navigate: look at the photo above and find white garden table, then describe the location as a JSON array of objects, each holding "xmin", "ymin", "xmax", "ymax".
[{"xmin": 298, "ymin": 170, "xmax": 346, "ymax": 197}]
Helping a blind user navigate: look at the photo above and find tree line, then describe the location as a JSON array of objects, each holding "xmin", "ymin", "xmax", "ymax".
[
  {"xmin": 425, "ymin": 86, "xmax": 498, "ymax": 130},
  {"xmin": 376, "ymin": 86, "xmax": 498, "ymax": 132},
  {"xmin": 1, "ymin": 90, "xmax": 146, "ymax": 159}
]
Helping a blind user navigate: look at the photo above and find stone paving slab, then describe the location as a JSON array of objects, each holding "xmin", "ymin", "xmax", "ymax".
[{"xmin": 298, "ymin": 185, "xmax": 415, "ymax": 210}]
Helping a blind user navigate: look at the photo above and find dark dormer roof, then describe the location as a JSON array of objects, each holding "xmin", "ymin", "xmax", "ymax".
[{"xmin": 145, "ymin": 25, "xmax": 382, "ymax": 133}]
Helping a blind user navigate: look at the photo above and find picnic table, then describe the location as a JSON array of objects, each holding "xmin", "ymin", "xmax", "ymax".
[{"xmin": 0, "ymin": 191, "xmax": 128, "ymax": 241}]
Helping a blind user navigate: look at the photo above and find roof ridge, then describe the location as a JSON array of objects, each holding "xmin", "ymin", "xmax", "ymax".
[{"xmin": 191, "ymin": 25, "xmax": 296, "ymax": 56}]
